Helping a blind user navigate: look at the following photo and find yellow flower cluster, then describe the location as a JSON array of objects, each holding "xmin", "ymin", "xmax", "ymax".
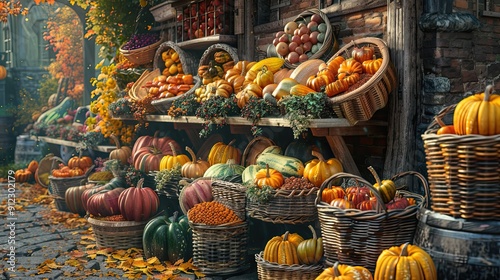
[{"xmin": 88, "ymin": 61, "xmax": 135, "ymax": 145}]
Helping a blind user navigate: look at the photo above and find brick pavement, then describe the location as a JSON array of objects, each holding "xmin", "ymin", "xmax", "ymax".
[{"xmin": 0, "ymin": 183, "xmax": 258, "ymax": 280}]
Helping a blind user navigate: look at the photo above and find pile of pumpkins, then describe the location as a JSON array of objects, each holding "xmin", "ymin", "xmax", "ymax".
[
  {"xmin": 187, "ymin": 44, "xmax": 385, "ymax": 111},
  {"xmin": 261, "ymin": 227, "xmax": 437, "ymax": 280}
]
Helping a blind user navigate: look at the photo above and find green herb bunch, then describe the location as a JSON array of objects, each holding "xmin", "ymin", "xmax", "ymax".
[
  {"xmin": 240, "ymin": 96, "xmax": 279, "ymax": 136},
  {"xmin": 195, "ymin": 95, "xmax": 240, "ymax": 138},
  {"xmin": 278, "ymin": 92, "xmax": 336, "ymax": 139}
]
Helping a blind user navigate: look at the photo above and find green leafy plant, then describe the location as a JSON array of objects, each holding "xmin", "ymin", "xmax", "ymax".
[
  {"xmin": 168, "ymin": 93, "xmax": 200, "ymax": 118},
  {"xmin": 246, "ymin": 185, "xmax": 274, "ymax": 204},
  {"xmin": 240, "ymin": 96, "xmax": 279, "ymax": 136},
  {"xmin": 154, "ymin": 165, "xmax": 182, "ymax": 191},
  {"xmin": 195, "ymin": 96, "xmax": 240, "ymax": 138},
  {"xmin": 278, "ymin": 92, "xmax": 336, "ymax": 139}
]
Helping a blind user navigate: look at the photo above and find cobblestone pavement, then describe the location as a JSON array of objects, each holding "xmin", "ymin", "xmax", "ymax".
[{"xmin": 0, "ymin": 183, "xmax": 258, "ymax": 280}]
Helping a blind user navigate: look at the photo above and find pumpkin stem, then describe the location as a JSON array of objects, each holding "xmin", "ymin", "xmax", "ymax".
[
  {"xmin": 484, "ymin": 85, "xmax": 493, "ymax": 101},
  {"xmin": 169, "ymin": 142, "xmax": 178, "ymax": 157},
  {"xmin": 308, "ymin": 224, "xmax": 317, "ymax": 240},
  {"xmin": 185, "ymin": 146, "xmax": 196, "ymax": 162},
  {"xmin": 137, "ymin": 178, "xmax": 145, "ymax": 189},
  {"xmin": 400, "ymin": 242, "xmax": 410, "ymax": 257},
  {"xmin": 172, "ymin": 211, "xmax": 179, "ymax": 222},
  {"xmin": 110, "ymin": 134, "xmax": 121, "ymax": 149},
  {"xmin": 225, "ymin": 158, "xmax": 236, "ymax": 165},
  {"xmin": 368, "ymin": 166, "xmax": 382, "ymax": 186},
  {"xmin": 333, "ymin": 261, "xmax": 341, "ymax": 276},
  {"xmin": 312, "ymin": 150, "xmax": 326, "ymax": 162},
  {"xmin": 283, "ymin": 231, "xmax": 289, "ymax": 241},
  {"xmin": 265, "ymin": 163, "xmax": 271, "ymax": 178}
]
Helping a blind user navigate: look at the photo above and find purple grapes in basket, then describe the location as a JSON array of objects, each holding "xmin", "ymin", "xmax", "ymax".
[{"xmin": 122, "ymin": 33, "xmax": 160, "ymax": 50}]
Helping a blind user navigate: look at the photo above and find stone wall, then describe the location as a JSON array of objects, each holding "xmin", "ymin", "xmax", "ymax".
[{"xmin": 416, "ymin": 0, "xmax": 500, "ymax": 174}]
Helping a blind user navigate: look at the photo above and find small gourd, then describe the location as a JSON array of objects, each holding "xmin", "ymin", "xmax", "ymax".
[
  {"xmin": 109, "ymin": 134, "xmax": 132, "ymax": 165},
  {"xmin": 159, "ymin": 142, "xmax": 190, "ymax": 171},
  {"xmin": 303, "ymin": 151, "xmax": 343, "ymax": 188},
  {"xmin": 297, "ymin": 225, "xmax": 323, "ymax": 265},
  {"xmin": 316, "ymin": 261, "xmax": 373, "ymax": 280},
  {"xmin": 262, "ymin": 231, "xmax": 300, "ymax": 265},
  {"xmin": 254, "ymin": 164, "xmax": 284, "ymax": 189},
  {"xmin": 368, "ymin": 166, "xmax": 396, "ymax": 204},
  {"xmin": 181, "ymin": 146, "xmax": 210, "ymax": 179}
]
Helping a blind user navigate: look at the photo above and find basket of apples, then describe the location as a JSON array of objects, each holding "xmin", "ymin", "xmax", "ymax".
[{"xmin": 272, "ymin": 9, "xmax": 336, "ymax": 68}]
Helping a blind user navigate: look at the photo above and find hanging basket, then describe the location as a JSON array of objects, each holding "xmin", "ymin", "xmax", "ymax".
[
  {"xmin": 120, "ymin": 39, "xmax": 163, "ymax": 65},
  {"xmin": 327, "ymin": 37, "xmax": 397, "ymax": 125}
]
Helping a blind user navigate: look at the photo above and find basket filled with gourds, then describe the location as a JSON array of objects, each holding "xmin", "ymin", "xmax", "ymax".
[
  {"xmin": 315, "ymin": 167, "xmax": 429, "ymax": 272},
  {"xmin": 244, "ymin": 146, "xmax": 343, "ymax": 224},
  {"xmin": 150, "ymin": 41, "xmax": 202, "ymax": 114},
  {"xmin": 422, "ymin": 84, "xmax": 500, "ymax": 220},
  {"xmin": 321, "ymin": 37, "xmax": 397, "ymax": 125},
  {"xmin": 255, "ymin": 227, "xmax": 324, "ymax": 280},
  {"xmin": 48, "ymin": 154, "xmax": 95, "ymax": 212}
]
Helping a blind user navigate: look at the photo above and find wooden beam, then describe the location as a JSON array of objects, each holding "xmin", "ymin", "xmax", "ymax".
[{"xmin": 384, "ymin": 0, "xmax": 420, "ymax": 178}]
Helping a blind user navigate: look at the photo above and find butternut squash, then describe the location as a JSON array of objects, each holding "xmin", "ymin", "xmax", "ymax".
[{"xmin": 289, "ymin": 59, "xmax": 325, "ymax": 85}]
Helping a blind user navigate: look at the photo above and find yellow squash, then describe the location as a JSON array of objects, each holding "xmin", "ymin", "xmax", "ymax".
[
  {"xmin": 296, "ymin": 225, "xmax": 323, "ymax": 265},
  {"xmin": 159, "ymin": 142, "xmax": 190, "ymax": 170},
  {"xmin": 316, "ymin": 262, "xmax": 373, "ymax": 280},
  {"xmin": 303, "ymin": 151, "xmax": 343, "ymax": 188}
]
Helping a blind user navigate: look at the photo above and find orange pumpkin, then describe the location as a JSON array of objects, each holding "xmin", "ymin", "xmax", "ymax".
[
  {"xmin": 362, "ymin": 56, "xmax": 383, "ymax": 74},
  {"xmin": 321, "ymin": 185, "xmax": 345, "ymax": 204},
  {"xmin": 325, "ymin": 79, "xmax": 350, "ymax": 97},
  {"xmin": 27, "ymin": 160, "xmax": 39, "ymax": 174},
  {"xmin": 327, "ymin": 56, "xmax": 345, "ymax": 74},
  {"xmin": 109, "ymin": 134, "xmax": 132, "ymax": 165},
  {"xmin": 337, "ymin": 58, "xmax": 363, "ymax": 80},
  {"xmin": 0, "ymin": 65, "xmax": 7, "ymax": 80},
  {"xmin": 254, "ymin": 164, "xmax": 284, "ymax": 189},
  {"xmin": 181, "ymin": 146, "xmax": 210, "ymax": 179},
  {"xmin": 14, "ymin": 169, "xmax": 32, "ymax": 183},
  {"xmin": 68, "ymin": 155, "xmax": 93, "ymax": 170}
]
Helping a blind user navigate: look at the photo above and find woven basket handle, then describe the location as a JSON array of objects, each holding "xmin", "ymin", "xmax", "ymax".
[
  {"xmin": 425, "ymin": 104, "xmax": 456, "ymax": 133},
  {"xmin": 390, "ymin": 171, "xmax": 430, "ymax": 209},
  {"xmin": 315, "ymin": 172, "xmax": 387, "ymax": 213}
]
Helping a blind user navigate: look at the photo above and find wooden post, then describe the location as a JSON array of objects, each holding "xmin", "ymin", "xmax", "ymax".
[{"xmin": 384, "ymin": 0, "xmax": 420, "ymax": 178}]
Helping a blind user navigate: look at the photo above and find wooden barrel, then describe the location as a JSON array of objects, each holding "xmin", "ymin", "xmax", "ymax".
[
  {"xmin": 14, "ymin": 134, "xmax": 42, "ymax": 164},
  {"xmin": 414, "ymin": 209, "xmax": 500, "ymax": 280},
  {"xmin": 0, "ymin": 116, "xmax": 15, "ymax": 162}
]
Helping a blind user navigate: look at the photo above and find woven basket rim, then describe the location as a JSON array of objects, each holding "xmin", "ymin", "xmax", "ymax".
[
  {"xmin": 241, "ymin": 136, "xmax": 276, "ymax": 167},
  {"xmin": 328, "ymin": 37, "xmax": 392, "ymax": 103},
  {"xmin": 152, "ymin": 40, "xmax": 199, "ymax": 75},
  {"xmin": 119, "ymin": 39, "xmax": 163, "ymax": 54},
  {"xmin": 255, "ymin": 251, "xmax": 324, "ymax": 270},
  {"xmin": 279, "ymin": 8, "xmax": 335, "ymax": 68},
  {"xmin": 87, "ymin": 216, "xmax": 148, "ymax": 228},
  {"xmin": 315, "ymin": 171, "xmax": 429, "ymax": 218},
  {"xmin": 198, "ymin": 43, "xmax": 239, "ymax": 68},
  {"xmin": 188, "ymin": 220, "xmax": 246, "ymax": 229}
]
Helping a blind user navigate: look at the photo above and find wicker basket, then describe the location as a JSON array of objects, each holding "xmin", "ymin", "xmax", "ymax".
[
  {"xmin": 120, "ymin": 39, "xmax": 163, "ymax": 65},
  {"xmin": 255, "ymin": 251, "xmax": 323, "ymax": 280},
  {"xmin": 246, "ymin": 187, "xmax": 319, "ymax": 224},
  {"xmin": 279, "ymin": 8, "xmax": 336, "ymax": 69},
  {"xmin": 151, "ymin": 76, "xmax": 201, "ymax": 114},
  {"xmin": 422, "ymin": 104, "xmax": 500, "ymax": 220},
  {"xmin": 153, "ymin": 41, "xmax": 200, "ymax": 75},
  {"xmin": 315, "ymin": 171, "xmax": 428, "ymax": 272},
  {"xmin": 211, "ymin": 179, "xmax": 247, "ymax": 221},
  {"xmin": 198, "ymin": 43, "xmax": 239, "ymax": 71},
  {"xmin": 35, "ymin": 154, "xmax": 64, "ymax": 188},
  {"xmin": 189, "ymin": 220, "xmax": 249, "ymax": 276},
  {"xmin": 49, "ymin": 164, "xmax": 94, "ymax": 212},
  {"xmin": 87, "ymin": 217, "xmax": 147, "ymax": 250},
  {"xmin": 328, "ymin": 37, "xmax": 397, "ymax": 125}
]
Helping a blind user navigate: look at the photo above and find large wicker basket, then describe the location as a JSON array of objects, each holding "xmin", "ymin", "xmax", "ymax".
[
  {"xmin": 328, "ymin": 37, "xmax": 397, "ymax": 125},
  {"xmin": 119, "ymin": 39, "xmax": 163, "ymax": 65},
  {"xmin": 279, "ymin": 8, "xmax": 336, "ymax": 69},
  {"xmin": 422, "ymin": 104, "xmax": 500, "ymax": 220},
  {"xmin": 246, "ymin": 187, "xmax": 319, "ymax": 224},
  {"xmin": 35, "ymin": 154, "xmax": 64, "ymax": 188},
  {"xmin": 255, "ymin": 251, "xmax": 324, "ymax": 280},
  {"xmin": 49, "ymin": 164, "xmax": 94, "ymax": 212},
  {"xmin": 87, "ymin": 217, "xmax": 148, "ymax": 250},
  {"xmin": 153, "ymin": 41, "xmax": 200, "ymax": 75},
  {"xmin": 189, "ymin": 220, "xmax": 249, "ymax": 276},
  {"xmin": 211, "ymin": 179, "xmax": 247, "ymax": 221},
  {"xmin": 316, "ymin": 171, "xmax": 428, "ymax": 272}
]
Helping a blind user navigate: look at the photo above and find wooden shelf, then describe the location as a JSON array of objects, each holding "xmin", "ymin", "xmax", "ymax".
[
  {"xmin": 32, "ymin": 136, "xmax": 115, "ymax": 153},
  {"xmin": 176, "ymin": 35, "xmax": 237, "ymax": 50},
  {"xmin": 114, "ymin": 115, "xmax": 387, "ymax": 128}
]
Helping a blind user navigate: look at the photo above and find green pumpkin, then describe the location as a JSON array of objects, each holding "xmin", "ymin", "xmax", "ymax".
[
  {"xmin": 284, "ymin": 139, "xmax": 315, "ymax": 164},
  {"xmin": 203, "ymin": 159, "xmax": 245, "ymax": 180},
  {"xmin": 142, "ymin": 211, "xmax": 192, "ymax": 263}
]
